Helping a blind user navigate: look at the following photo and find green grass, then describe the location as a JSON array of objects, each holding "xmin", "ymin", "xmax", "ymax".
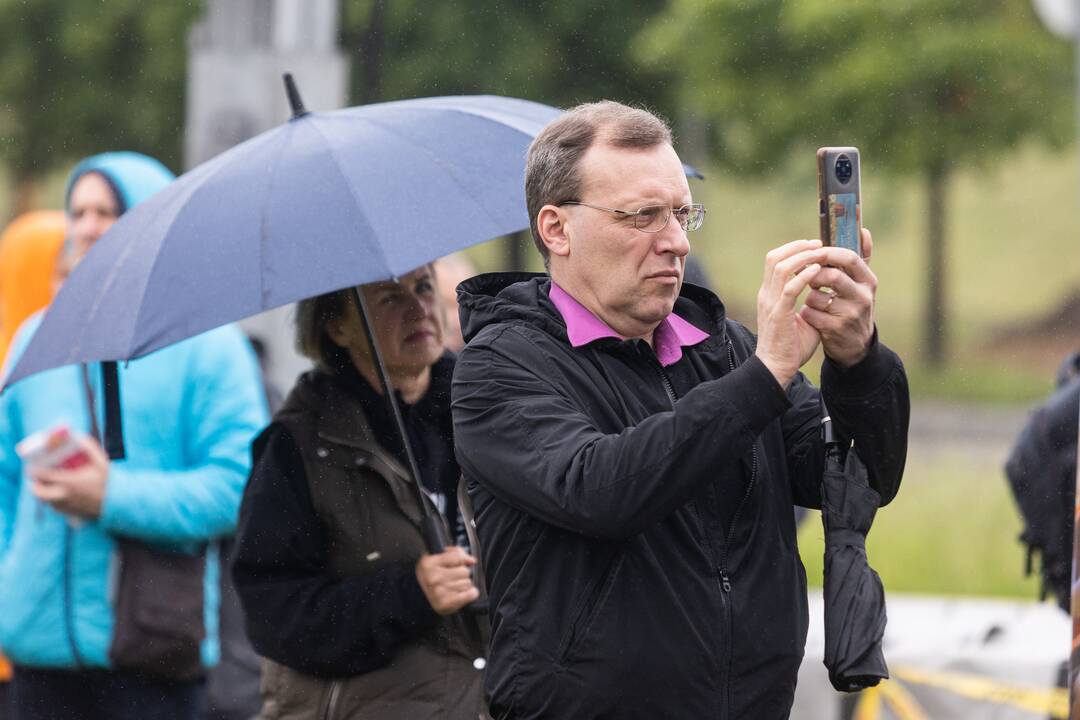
[
  {"xmin": 798, "ymin": 445, "xmax": 1043, "ymax": 598},
  {"xmin": 905, "ymin": 363, "xmax": 1054, "ymax": 403}
]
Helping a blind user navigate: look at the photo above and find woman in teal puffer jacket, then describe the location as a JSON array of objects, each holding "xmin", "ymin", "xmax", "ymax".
[{"xmin": 0, "ymin": 152, "xmax": 268, "ymax": 720}]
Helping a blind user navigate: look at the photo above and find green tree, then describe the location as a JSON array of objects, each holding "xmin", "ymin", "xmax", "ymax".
[
  {"xmin": 0, "ymin": 0, "xmax": 202, "ymax": 216},
  {"xmin": 640, "ymin": 0, "xmax": 1073, "ymax": 366},
  {"xmin": 340, "ymin": 1, "xmax": 675, "ymax": 112},
  {"xmin": 339, "ymin": 0, "xmax": 680, "ymax": 269}
]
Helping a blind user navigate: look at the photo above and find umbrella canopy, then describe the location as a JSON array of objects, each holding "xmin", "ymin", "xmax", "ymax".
[
  {"xmin": 3, "ymin": 94, "xmax": 565, "ymax": 387},
  {"xmin": 821, "ymin": 417, "xmax": 890, "ymax": 692},
  {"xmin": 4, "ymin": 88, "xmax": 703, "ymax": 389}
]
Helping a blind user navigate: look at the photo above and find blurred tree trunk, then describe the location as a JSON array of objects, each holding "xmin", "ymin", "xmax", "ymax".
[{"xmin": 923, "ymin": 159, "xmax": 949, "ymax": 368}]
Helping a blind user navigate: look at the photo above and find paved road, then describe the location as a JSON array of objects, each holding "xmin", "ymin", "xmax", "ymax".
[
  {"xmin": 908, "ymin": 400, "xmax": 1030, "ymax": 453},
  {"xmin": 792, "ymin": 593, "xmax": 1067, "ymax": 719}
]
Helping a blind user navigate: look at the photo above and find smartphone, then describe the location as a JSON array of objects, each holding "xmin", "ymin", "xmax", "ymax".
[
  {"xmin": 816, "ymin": 147, "xmax": 862, "ymax": 256},
  {"xmin": 17, "ymin": 424, "xmax": 91, "ymax": 525},
  {"xmin": 16, "ymin": 424, "xmax": 90, "ymax": 470}
]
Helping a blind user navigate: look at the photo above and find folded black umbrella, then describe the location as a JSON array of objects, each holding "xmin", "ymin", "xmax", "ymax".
[{"xmin": 821, "ymin": 412, "xmax": 889, "ymax": 692}]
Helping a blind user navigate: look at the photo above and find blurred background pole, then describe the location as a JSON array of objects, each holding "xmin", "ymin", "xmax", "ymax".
[{"xmin": 185, "ymin": 0, "xmax": 348, "ymax": 394}]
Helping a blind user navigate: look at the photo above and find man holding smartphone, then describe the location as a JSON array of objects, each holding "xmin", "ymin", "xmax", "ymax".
[{"xmin": 452, "ymin": 101, "xmax": 909, "ymax": 719}]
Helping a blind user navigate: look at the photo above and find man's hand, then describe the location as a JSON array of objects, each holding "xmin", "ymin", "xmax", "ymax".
[
  {"xmin": 29, "ymin": 434, "xmax": 109, "ymax": 519},
  {"xmin": 755, "ymin": 239, "xmax": 828, "ymax": 389},
  {"xmin": 799, "ymin": 228, "xmax": 877, "ymax": 368},
  {"xmin": 415, "ymin": 545, "xmax": 480, "ymax": 615}
]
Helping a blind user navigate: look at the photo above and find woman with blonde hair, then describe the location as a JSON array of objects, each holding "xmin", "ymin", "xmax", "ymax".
[{"xmin": 232, "ymin": 264, "xmax": 485, "ymax": 720}]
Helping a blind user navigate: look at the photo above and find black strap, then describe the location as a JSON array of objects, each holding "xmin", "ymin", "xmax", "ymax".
[
  {"xmin": 81, "ymin": 364, "xmax": 102, "ymax": 442},
  {"xmin": 102, "ymin": 361, "xmax": 125, "ymax": 460}
]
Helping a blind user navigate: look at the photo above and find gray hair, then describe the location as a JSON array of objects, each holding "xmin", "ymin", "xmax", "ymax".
[{"xmin": 525, "ymin": 101, "xmax": 673, "ymax": 266}]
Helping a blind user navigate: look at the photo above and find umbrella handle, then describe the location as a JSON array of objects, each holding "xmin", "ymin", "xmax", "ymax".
[
  {"xmin": 348, "ymin": 286, "xmax": 488, "ymax": 666},
  {"xmin": 422, "ymin": 513, "xmax": 448, "ymax": 554}
]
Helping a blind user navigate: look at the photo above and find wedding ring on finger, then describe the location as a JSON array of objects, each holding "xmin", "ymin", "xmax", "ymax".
[{"xmin": 825, "ymin": 293, "xmax": 837, "ymax": 311}]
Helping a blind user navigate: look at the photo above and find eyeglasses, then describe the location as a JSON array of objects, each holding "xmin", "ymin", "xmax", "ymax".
[{"xmin": 559, "ymin": 201, "xmax": 706, "ymax": 233}]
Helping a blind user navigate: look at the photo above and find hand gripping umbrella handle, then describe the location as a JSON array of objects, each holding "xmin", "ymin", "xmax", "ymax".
[{"xmin": 350, "ymin": 286, "xmax": 487, "ymax": 667}]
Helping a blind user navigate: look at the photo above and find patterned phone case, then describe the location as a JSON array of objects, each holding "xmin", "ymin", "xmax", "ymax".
[{"xmin": 817, "ymin": 147, "xmax": 862, "ymax": 256}]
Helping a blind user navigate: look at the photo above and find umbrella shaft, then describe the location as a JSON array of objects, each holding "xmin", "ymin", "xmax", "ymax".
[{"xmin": 350, "ymin": 287, "xmax": 445, "ymax": 552}]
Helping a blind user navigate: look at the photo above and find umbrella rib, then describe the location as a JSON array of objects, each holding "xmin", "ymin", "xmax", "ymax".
[
  {"xmin": 305, "ymin": 118, "xmax": 395, "ymax": 276},
  {"xmin": 319, "ymin": 108, "xmax": 524, "ymax": 272},
  {"xmin": 126, "ymin": 131, "xmax": 281, "ymax": 358},
  {"xmin": 256, "ymin": 121, "xmax": 295, "ymax": 311},
  {"xmin": 361, "ymin": 110, "xmax": 512, "ymax": 238}
]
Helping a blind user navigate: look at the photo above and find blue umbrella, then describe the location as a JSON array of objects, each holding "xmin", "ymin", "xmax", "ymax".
[
  {"xmin": 5, "ymin": 80, "xmax": 702, "ymax": 388},
  {"xmin": 5, "ymin": 88, "xmax": 560, "ymax": 385}
]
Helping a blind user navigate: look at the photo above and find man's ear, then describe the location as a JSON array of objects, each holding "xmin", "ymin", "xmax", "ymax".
[{"xmin": 537, "ymin": 205, "xmax": 571, "ymax": 260}]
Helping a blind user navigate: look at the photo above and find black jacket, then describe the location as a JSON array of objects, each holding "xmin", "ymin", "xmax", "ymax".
[
  {"xmin": 451, "ymin": 274, "xmax": 909, "ymax": 720},
  {"xmin": 232, "ymin": 358, "xmax": 485, "ymax": 719}
]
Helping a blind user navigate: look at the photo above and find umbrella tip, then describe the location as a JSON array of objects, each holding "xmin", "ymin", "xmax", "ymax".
[{"xmin": 283, "ymin": 73, "xmax": 309, "ymax": 120}]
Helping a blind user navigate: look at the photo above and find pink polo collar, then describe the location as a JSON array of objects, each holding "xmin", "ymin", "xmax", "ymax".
[{"xmin": 548, "ymin": 281, "xmax": 709, "ymax": 367}]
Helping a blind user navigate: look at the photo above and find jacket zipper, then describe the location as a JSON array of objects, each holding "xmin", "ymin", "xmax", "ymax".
[
  {"xmin": 656, "ymin": 364, "xmax": 678, "ymax": 407},
  {"xmin": 717, "ymin": 448, "xmax": 758, "ymax": 588},
  {"xmin": 653, "ymin": 353, "xmax": 730, "ymax": 715},
  {"xmin": 652, "ymin": 337, "xmax": 760, "ymax": 718},
  {"xmin": 63, "ymin": 525, "xmax": 84, "ymax": 667},
  {"xmin": 717, "ymin": 337, "xmax": 760, "ymax": 591},
  {"xmin": 718, "ymin": 338, "xmax": 760, "ymax": 718},
  {"xmin": 322, "ymin": 679, "xmax": 342, "ymax": 720}
]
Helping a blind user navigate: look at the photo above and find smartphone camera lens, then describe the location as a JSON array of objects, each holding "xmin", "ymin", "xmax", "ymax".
[{"xmin": 835, "ymin": 155, "xmax": 853, "ymax": 184}]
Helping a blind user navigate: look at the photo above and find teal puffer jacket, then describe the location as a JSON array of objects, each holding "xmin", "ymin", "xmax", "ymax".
[
  {"xmin": 0, "ymin": 316, "xmax": 267, "ymax": 670},
  {"xmin": 0, "ymin": 151, "xmax": 268, "ymax": 670}
]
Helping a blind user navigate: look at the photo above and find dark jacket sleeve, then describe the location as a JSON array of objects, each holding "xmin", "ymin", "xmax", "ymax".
[
  {"xmin": 231, "ymin": 424, "xmax": 438, "ymax": 678},
  {"xmin": 1003, "ymin": 378, "xmax": 1079, "ymax": 612},
  {"xmin": 452, "ymin": 325, "xmax": 791, "ymax": 540},
  {"xmin": 783, "ymin": 330, "xmax": 910, "ymax": 509}
]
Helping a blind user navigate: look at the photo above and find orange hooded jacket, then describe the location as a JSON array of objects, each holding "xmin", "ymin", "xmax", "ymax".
[
  {"xmin": 0, "ymin": 210, "xmax": 63, "ymax": 683},
  {"xmin": 0, "ymin": 211, "xmax": 66, "ymax": 368}
]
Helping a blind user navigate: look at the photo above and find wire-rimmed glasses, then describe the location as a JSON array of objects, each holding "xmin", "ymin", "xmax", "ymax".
[{"xmin": 559, "ymin": 201, "xmax": 706, "ymax": 233}]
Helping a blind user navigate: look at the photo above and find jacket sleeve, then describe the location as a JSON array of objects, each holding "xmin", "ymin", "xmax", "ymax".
[
  {"xmin": 231, "ymin": 425, "xmax": 439, "ymax": 678},
  {"xmin": 0, "ymin": 384, "xmax": 21, "ymax": 559},
  {"xmin": 0, "ymin": 318, "xmax": 36, "ymax": 558},
  {"xmin": 783, "ymin": 330, "xmax": 910, "ymax": 509},
  {"xmin": 97, "ymin": 327, "xmax": 269, "ymax": 543},
  {"xmin": 452, "ymin": 325, "xmax": 791, "ymax": 540}
]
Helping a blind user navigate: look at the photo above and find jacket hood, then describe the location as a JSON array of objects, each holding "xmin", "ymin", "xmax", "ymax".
[
  {"xmin": 64, "ymin": 151, "xmax": 175, "ymax": 215},
  {"xmin": 0, "ymin": 211, "xmax": 65, "ymax": 362},
  {"xmin": 456, "ymin": 271, "xmax": 729, "ymax": 346}
]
